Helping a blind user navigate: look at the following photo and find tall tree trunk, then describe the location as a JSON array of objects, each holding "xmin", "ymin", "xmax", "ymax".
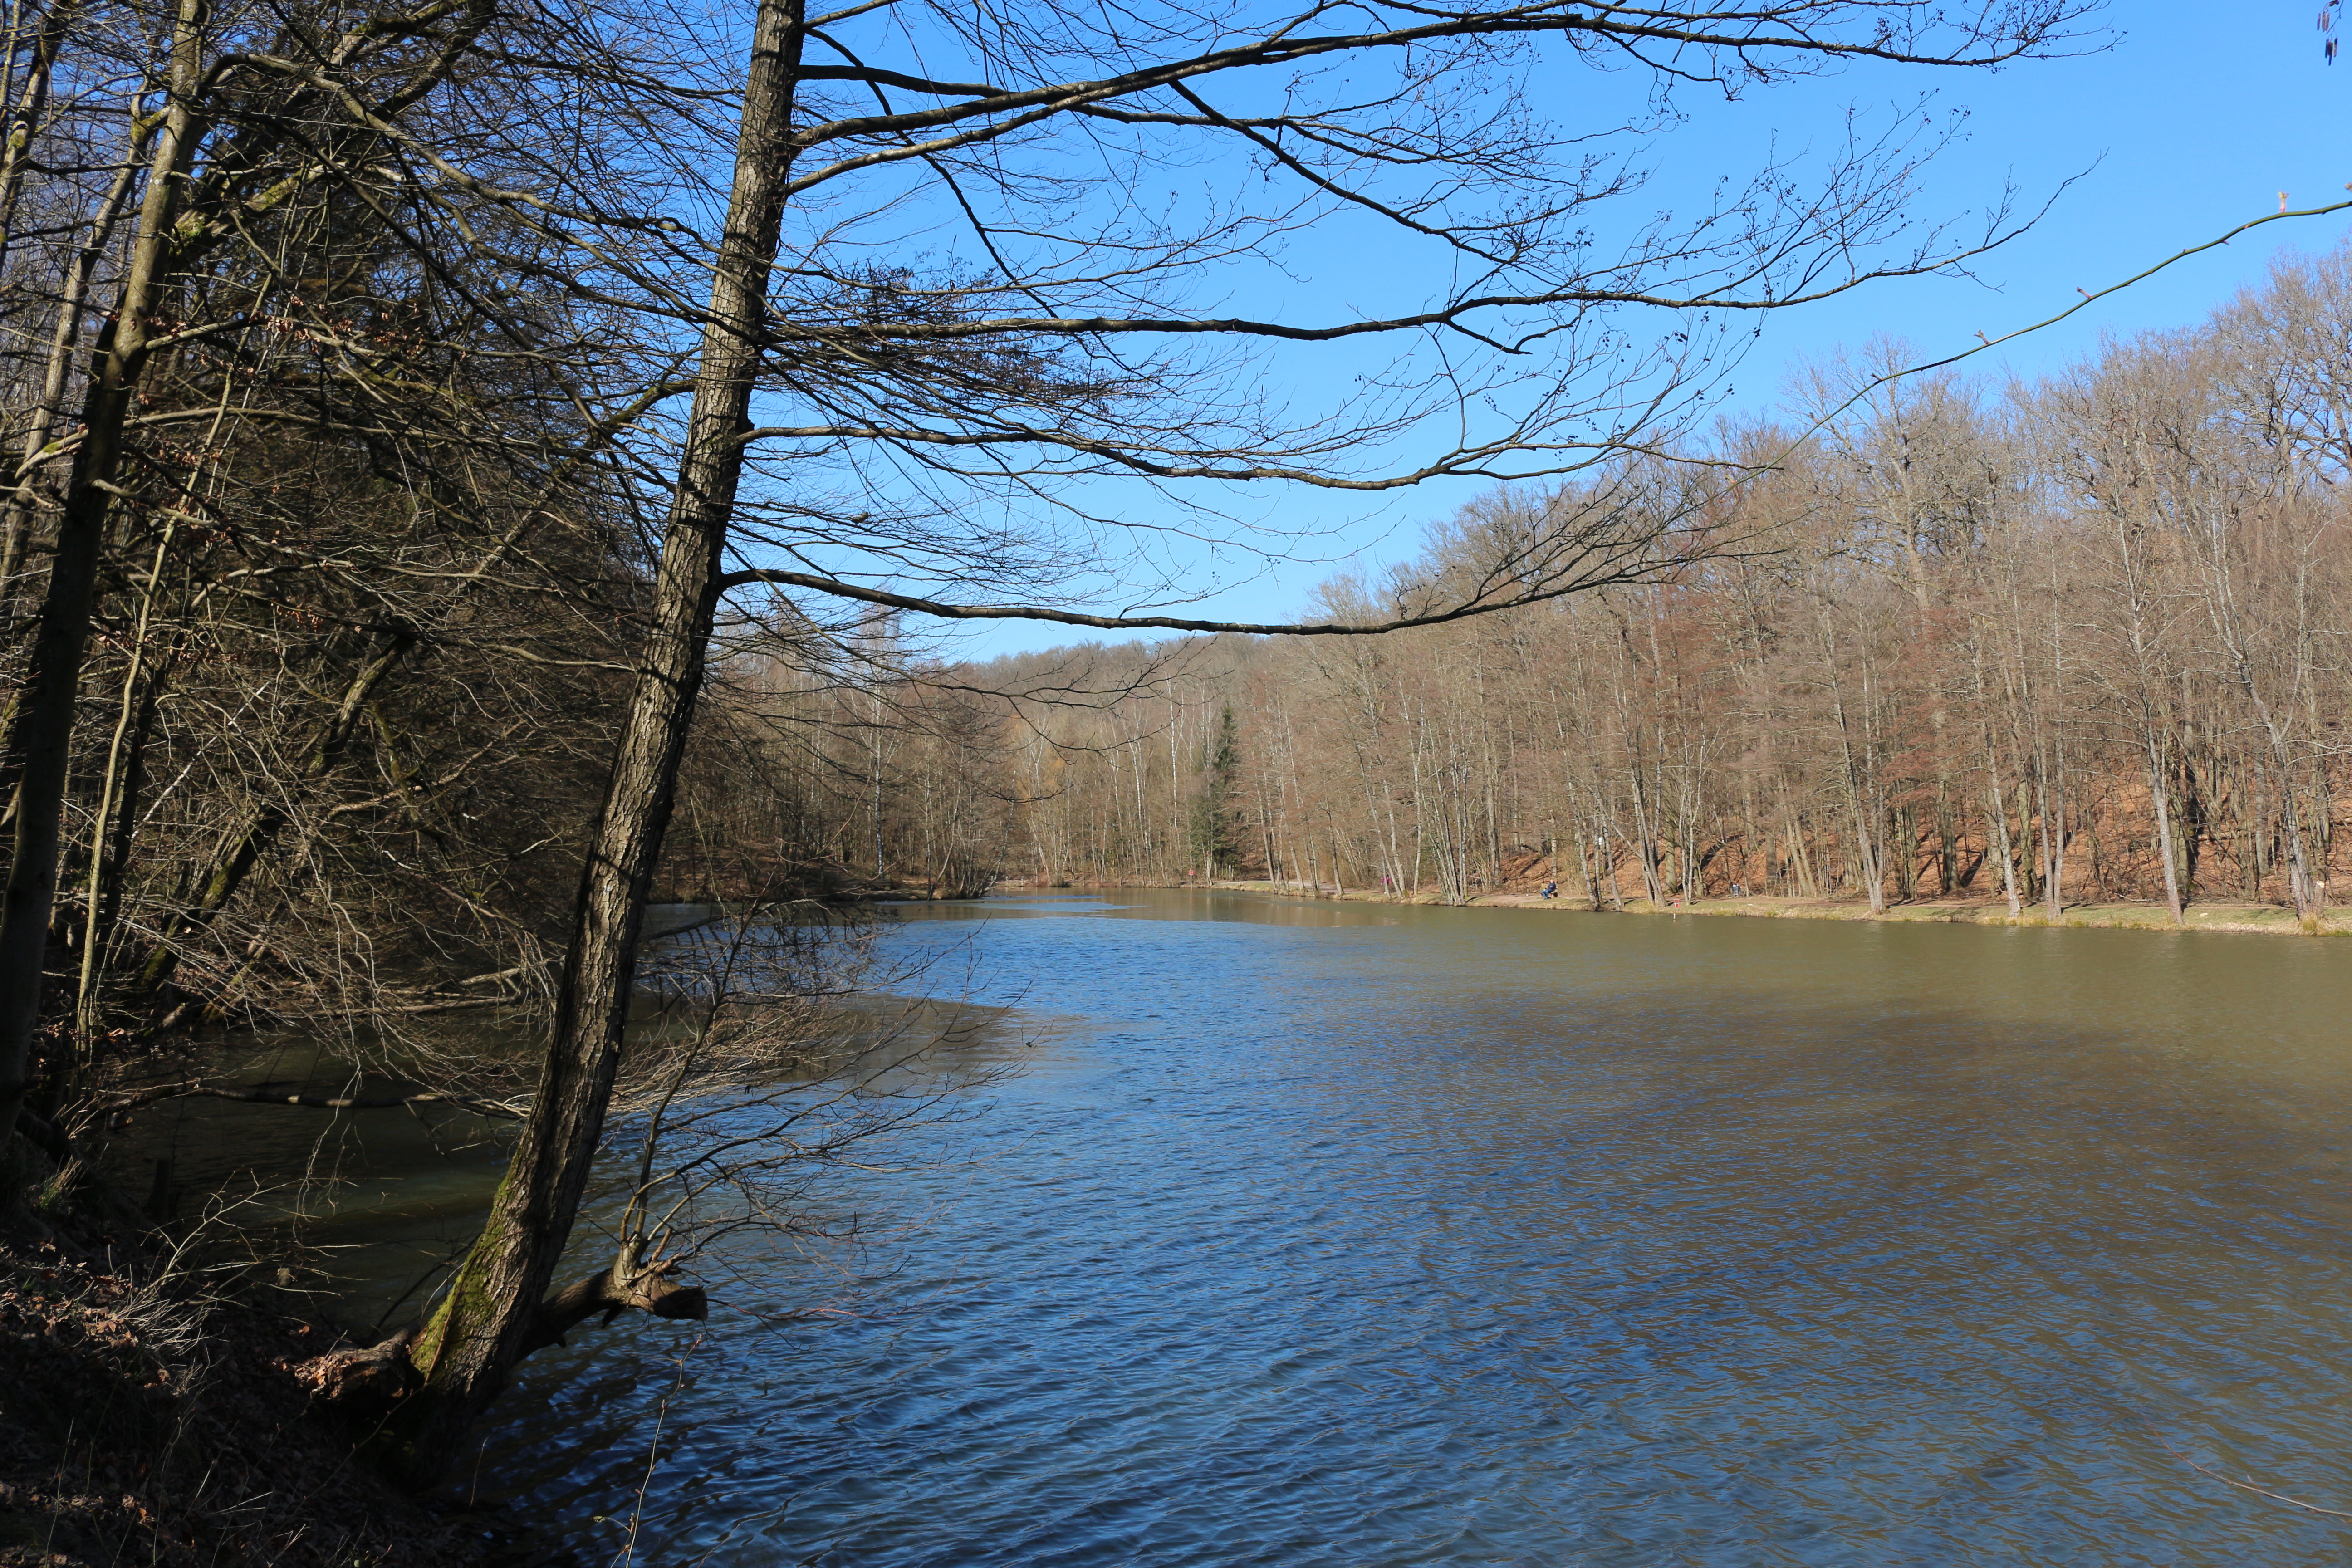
[
  {"xmin": 388, "ymin": 0, "xmax": 807, "ymax": 1476},
  {"xmin": 73, "ymin": 523, "xmax": 181, "ymax": 1046},
  {"xmin": 1829, "ymin": 690, "xmax": 1885, "ymax": 914},
  {"xmin": 1984, "ymin": 756, "xmax": 2021, "ymax": 919},
  {"xmin": 2143, "ymin": 733, "xmax": 2184, "ymax": 926},
  {"xmin": 0, "ymin": 118, "xmax": 144, "ymax": 610},
  {"xmin": 2037, "ymin": 747, "xmax": 2066, "ymax": 920},
  {"xmin": 0, "ymin": 0, "xmax": 201, "ymax": 1156}
]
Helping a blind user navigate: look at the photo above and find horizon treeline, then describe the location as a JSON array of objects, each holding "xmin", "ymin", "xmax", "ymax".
[{"xmin": 909, "ymin": 248, "xmax": 2352, "ymax": 921}]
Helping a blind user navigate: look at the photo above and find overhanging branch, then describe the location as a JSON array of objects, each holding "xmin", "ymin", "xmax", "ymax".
[{"xmin": 717, "ymin": 561, "xmax": 1686, "ymax": 636}]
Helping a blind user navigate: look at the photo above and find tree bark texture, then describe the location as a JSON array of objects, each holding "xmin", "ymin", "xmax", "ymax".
[
  {"xmin": 387, "ymin": 0, "xmax": 807, "ymax": 1479},
  {"xmin": 305, "ymin": 1256, "xmax": 704, "ymax": 1423}
]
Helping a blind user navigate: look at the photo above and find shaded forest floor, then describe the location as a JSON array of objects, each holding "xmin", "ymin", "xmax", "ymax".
[{"xmin": 0, "ymin": 1171, "xmax": 505, "ymax": 1568}]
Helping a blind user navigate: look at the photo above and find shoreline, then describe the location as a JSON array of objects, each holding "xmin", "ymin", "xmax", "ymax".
[{"xmin": 1065, "ymin": 882, "xmax": 2352, "ymax": 937}]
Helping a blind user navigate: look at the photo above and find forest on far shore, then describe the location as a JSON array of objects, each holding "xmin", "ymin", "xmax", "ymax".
[{"xmin": 810, "ymin": 248, "xmax": 2352, "ymax": 925}]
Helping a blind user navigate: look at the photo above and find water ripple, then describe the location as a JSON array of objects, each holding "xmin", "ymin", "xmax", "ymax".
[{"xmin": 475, "ymin": 896, "xmax": 2352, "ymax": 1565}]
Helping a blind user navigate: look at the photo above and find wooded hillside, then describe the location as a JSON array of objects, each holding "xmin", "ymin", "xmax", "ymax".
[{"xmin": 964, "ymin": 250, "xmax": 2352, "ymax": 921}]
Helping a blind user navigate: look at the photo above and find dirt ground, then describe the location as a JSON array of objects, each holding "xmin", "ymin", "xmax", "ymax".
[{"xmin": 0, "ymin": 1171, "xmax": 505, "ymax": 1568}]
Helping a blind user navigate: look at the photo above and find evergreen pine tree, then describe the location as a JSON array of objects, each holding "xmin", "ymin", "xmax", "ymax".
[{"xmin": 1187, "ymin": 705, "xmax": 1243, "ymax": 879}]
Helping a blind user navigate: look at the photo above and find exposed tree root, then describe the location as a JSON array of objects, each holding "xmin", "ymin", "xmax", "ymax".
[{"xmin": 299, "ymin": 1251, "xmax": 706, "ymax": 1428}]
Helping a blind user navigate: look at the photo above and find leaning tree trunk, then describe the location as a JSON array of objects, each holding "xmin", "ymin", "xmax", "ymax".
[{"xmin": 382, "ymin": 0, "xmax": 808, "ymax": 1480}]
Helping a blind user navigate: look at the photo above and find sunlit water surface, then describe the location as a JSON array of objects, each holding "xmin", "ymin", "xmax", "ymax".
[{"xmin": 348, "ymin": 897, "xmax": 2352, "ymax": 1560}]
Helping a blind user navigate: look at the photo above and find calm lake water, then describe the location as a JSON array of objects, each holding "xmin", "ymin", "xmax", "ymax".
[{"xmin": 193, "ymin": 892, "xmax": 2352, "ymax": 1563}]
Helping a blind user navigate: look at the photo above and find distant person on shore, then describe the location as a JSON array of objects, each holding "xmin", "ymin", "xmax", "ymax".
[{"xmin": 1540, "ymin": 880, "xmax": 1558, "ymax": 899}]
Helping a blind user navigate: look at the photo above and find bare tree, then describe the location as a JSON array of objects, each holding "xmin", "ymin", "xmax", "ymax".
[{"xmin": 954, "ymin": 245, "xmax": 2352, "ymax": 928}]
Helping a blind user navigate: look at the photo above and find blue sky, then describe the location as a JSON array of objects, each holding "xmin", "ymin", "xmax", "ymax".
[{"xmin": 922, "ymin": 5, "xmax": 2352, "ymax": 662}]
